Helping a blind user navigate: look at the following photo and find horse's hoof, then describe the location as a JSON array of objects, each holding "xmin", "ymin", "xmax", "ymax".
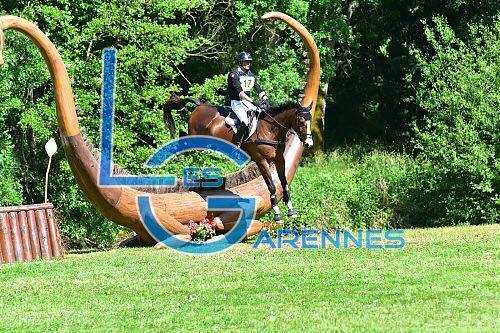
[
  {"xmin": 287, "ymin": 210, "xmax": 298, "ymax": 219},
  {"xmin": 274, "ymin": 214, "xmax": 283, "ymax": 223}
]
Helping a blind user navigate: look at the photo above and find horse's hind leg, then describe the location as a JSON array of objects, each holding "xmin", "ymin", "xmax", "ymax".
[{"xmin": 275, "ymin": 150, "xmax": 298, "ymax": 219}]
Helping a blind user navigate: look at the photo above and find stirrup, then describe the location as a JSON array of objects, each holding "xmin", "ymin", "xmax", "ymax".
[{"xmin": 233, "ymin": 123, "xmax": 248, "ymax": 146}]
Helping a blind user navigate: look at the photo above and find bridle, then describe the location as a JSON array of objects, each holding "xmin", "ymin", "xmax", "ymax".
[
  {"xmin": 255, "ymin": 104, "xmax": 312, "ymax": 145},
  {"xmin": 296, "ymin": 108, "xmax": 313, "ymax": 142}
]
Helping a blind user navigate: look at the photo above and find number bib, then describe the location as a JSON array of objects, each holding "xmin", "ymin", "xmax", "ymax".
[{"xmin": 239, "ymin": 75, "xmax": 255, "ymax": 92}]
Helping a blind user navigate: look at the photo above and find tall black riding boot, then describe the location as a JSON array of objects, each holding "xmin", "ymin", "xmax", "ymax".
[{"xmin": 232, "ymin": 122, "xmax": 248, "ymax": 147}]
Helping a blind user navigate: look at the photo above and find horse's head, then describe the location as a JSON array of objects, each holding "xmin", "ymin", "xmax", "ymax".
[{"xmin": 295, "ymin": 103, "xmax": 313, "ymax": 148}]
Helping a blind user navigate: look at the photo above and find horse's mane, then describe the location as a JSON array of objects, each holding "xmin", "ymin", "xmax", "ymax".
[{"xmin": 262, "ymin": 102, "xmax": 299, "ymax": 117}]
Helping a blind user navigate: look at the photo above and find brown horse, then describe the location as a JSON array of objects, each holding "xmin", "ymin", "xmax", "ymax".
[{"xmin": 163, "ymin": 94, "xmax": 313, "ymax": 222}]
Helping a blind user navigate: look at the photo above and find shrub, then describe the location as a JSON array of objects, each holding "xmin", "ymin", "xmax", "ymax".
[
  {"xmin": 265, "ymin": 147, "xmax": 416, "ymax": 230},
  {"xmin": 407, "ymin": 16, "xmax": 499, "ymax": 225},
  {"xmin": 0, "ymin": 133, "xmax": 23, "ymax": 206}
]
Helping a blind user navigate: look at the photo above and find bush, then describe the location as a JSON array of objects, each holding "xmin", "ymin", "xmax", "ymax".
[
  {"xmin": 407, "ymin": 16, "xmax": 499, "ymax": 225},
  {"xmin": 0, "ymin": 133, "xmax": 23, "ymax": 206},
  {"xmin": 265, "ymin": 147, "xmax": 416, "ymax": 230}
]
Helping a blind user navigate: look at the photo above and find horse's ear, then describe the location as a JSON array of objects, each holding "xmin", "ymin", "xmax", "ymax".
[
  {"xmin": 297, "ymin": 102, "xmax": 313, "ymax": 113},
  {"xmin": 170, "ymin": 92, "xmax": 181, "ymax": 101}
]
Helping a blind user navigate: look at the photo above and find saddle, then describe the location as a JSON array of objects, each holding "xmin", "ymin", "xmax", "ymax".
[{"xmin": 217, "ymin": 106, "xmax": 258, "ymax": 140}]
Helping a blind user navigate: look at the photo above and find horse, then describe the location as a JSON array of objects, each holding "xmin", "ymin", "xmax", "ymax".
[{"xmin": 163, "ymin": 94, "xmax": 314, "ymax": 222}]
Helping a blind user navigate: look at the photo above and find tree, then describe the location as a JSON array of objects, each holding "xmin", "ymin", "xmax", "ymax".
[
  {"xmin": 0, "ymin": 0, "xmax": 219, "ymax": 246},
  {"xmin": 325, "ymin": 0, "xmax": 499, "ymax": 144},
  {"xmin": 404, "ymin": 16, "xmax": 499, "ymax": 225}
]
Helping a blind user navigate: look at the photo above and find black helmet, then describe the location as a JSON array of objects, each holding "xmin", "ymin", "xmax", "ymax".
[{"xmin": 236, "ymin": 52, "xmax": 253, "ymax": 64}]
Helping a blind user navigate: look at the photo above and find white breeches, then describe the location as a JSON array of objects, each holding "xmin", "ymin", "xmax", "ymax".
[{"xmin": 231, "ymin": 100, "xmax": 256, "ymax": 125}]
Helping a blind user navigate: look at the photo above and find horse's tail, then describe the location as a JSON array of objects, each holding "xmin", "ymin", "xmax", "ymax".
[{"xmin": 163, "ymin": 93, "xmax": 201, "ymax": 138}]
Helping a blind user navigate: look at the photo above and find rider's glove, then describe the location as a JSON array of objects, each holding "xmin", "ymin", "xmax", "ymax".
[
  {"xmin": 264, "ymin": 98, "xmax": 271, "ymax": 111},
  {"xmin": 255, "ymin": 100, "xmax": 263, "ymax": 109}
]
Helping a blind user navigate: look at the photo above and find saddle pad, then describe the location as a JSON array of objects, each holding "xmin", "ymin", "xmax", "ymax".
[
  {"xmin": 246, "ymin": 117, "xmax": 258, "ymax": 139},
  {"xmin": 224, "ymin": 109, "xmax": 258, "ymax": 140}
]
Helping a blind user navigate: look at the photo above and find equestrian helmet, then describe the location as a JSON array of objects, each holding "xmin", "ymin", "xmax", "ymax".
[{"xmin": 236, "ymin": 52, "xmax": 253, "ymax": 64}]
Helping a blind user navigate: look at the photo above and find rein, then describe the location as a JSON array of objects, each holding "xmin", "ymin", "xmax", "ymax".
[
  {"xmin": 259, "ymin": 108, "xmax": 289, "ymax": 131},
  {"xmin": 253, "ymin": 107, "xmax": 298, "ymax": 147}
]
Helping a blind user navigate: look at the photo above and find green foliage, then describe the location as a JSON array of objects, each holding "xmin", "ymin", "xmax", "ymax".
[
  {"xmin": 254, "ymin": 46, "xmax": 303, "ymax": 104},
  {"xmin": 265, "ymin": 148, "xmax": 416, "ymax": 229},
  {"xmin": 188, "ymin": 74, "xmax": 226, "ymax": 104},
  {"xmin": 406, "ymin": 17, "xmax": 499, "ymax": 225},
  {"xmin": 185, "ymin": 0, "xmax": 352, "ymax": 106},
  {"xmin": 0, "ymin": 134, "xmax": 23, "ymax": 206},
  {"xmin": 326, "ymin": 0, "xmax": 499, "ymax": 144},
  {"xmin": 0, "ymin": 0, "xmax": 214, "ymax": 246}
]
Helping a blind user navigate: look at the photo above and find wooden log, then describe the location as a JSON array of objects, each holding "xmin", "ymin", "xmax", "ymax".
[
  {"xmin": 0, "ymin": 213, "xmax": 15, "ymax": 263},
  {"xmin": 218, "ymin": 219, "xmax": 263, "ymax": 238},
  {"xmin": 46, "ymin": 208, "xmax": 63, "ymax": 257},
  {"xmin": 27, "ymin": 210, "xmax": 42, "ymax": 260},
  {"xmin": 18, "ymin": 211, "xmax": 33, "ymax": 262},
  {"xmin": 0, "ymin": 216, "xmax": 2, "ymax": 265},
  {"xmin": 0, "ymin": 206, "xmax": 64, "ymax": 263},
  {"xmin": 35, "ymin": 210, "xmax": 51, "ymax": 259},
  {"xmin": 8, "ymin": 212, "xmax": 24, "ymax": 262},
  {"xmin": 213, "ymin": 211, "xmax": 263, "ymax": 238},
  {"xmin": 0, "ymin": 203, "xmax": 53, "ymax": 214}
]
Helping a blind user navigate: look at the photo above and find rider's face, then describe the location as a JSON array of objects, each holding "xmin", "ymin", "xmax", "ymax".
[{"xmin": 241, "ymin": 60, "xmax": 251, "ymax": 71}]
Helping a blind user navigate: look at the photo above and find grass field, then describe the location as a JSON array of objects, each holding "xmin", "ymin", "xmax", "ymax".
[{"xmin": 0, "ymin": 224, "xmax": 498, "ymax": 332}]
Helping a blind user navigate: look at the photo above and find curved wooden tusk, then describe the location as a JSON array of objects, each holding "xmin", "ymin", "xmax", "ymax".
[
  {"xmin": 0, "ymin": 24, "xmax": 5, "ymax": 66},
  {"xmin": 262, "ymin": 12, "xmax": 320, "ymax": 112}
]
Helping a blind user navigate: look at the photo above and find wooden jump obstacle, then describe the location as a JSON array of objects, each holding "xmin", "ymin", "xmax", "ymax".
[
  {"xmin": 0, "ymin": 12, "xmax": 320, "ymax": 245},
  {"xmin": 0, "ymin": 203, "xmax": 64, "ymax": 265}
]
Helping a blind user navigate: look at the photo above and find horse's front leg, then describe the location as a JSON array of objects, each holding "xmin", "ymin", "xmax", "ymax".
[
  {"xmin": 275, "ymin": 149, "xmax": 298, "ymax": 219},
  {"xmin": 255, "ymin": 159, "xmax": 283, "ymax": 223}
]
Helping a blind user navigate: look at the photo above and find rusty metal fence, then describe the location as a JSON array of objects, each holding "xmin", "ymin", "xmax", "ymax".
[{"xmin": 0, "ymin": 203, "xmax": 64, "ymax": 264}]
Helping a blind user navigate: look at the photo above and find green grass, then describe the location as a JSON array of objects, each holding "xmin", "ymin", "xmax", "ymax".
[{"xmin": 0, "ymin": 224, "xmax": 498, "ymax": 332}]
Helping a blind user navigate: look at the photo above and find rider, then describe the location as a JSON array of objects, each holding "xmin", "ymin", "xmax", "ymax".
[{"xmin": 225, "ymin": 51, "xmax": 271, "ymax": 145}]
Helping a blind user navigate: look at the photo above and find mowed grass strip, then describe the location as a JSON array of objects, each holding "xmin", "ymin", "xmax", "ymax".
[{"xmin": 0, "ymin": 224, "xmax": 498, "ymax": 332}]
